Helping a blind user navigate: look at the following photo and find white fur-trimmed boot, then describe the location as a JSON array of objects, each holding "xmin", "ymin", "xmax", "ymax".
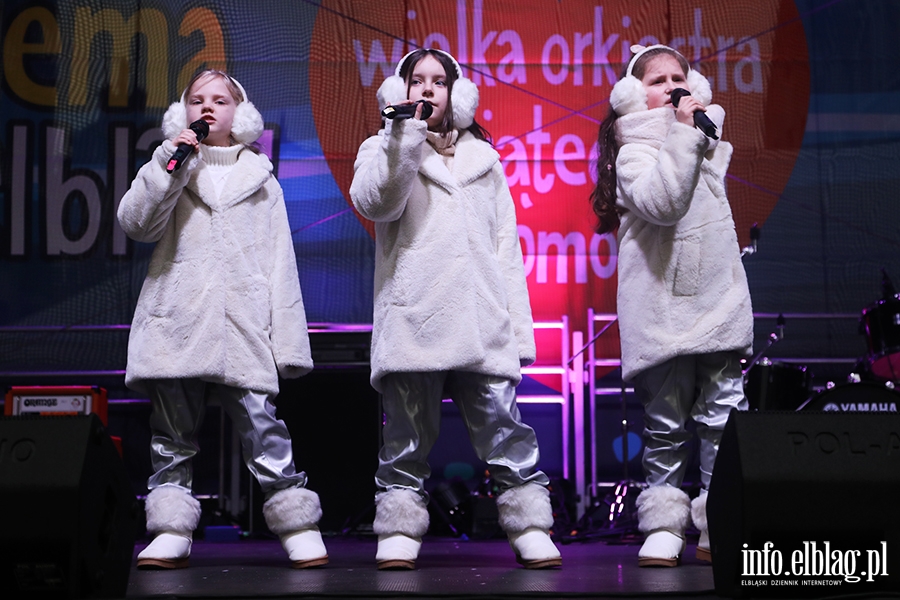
[
  {"xmin": 373, "ymin": 488, "xmax": 429, "ymax": 570},
  {"xmin": 263, "ymin": 487, "xmax": 329, "ymax": 568},
  {"xmin": 636, "ymin": 485, "xmax": 691, "ymax": 567},
  {"xmin": 496, "ymin": 483, "xmax": 562, "ymax": 569},
  {"xmin": 137, "ymin": 486, "xmax": 201, "ymax": 569},
  {"xmin": 692, "ymin": 493, "xmax": 711, "ymax": 563}
]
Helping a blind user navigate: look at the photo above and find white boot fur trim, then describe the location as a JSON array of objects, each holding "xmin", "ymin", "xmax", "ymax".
[
  {"xmin": 496, "ymin": 483, "xmax": 554, "ymax": 534},
  {"xmin": 144, "ymin": 486, "xmax": 201, "ymax": 535},
  {"xmin": 635, "ymin": 485, "xmax": 691, "ymax": 534},
  {"xmin": 373, "ymin": 488, "xmax": 429, "ymax": 538},
  {"xmin": 690, "ymin": 493, "xmax": 708, "ymax": 533},
  {"xmin": 263, "ymin": 486, "xmax": 323, "ymax": 536}
]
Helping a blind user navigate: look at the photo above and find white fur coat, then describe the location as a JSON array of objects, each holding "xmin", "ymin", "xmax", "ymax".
[
  {"xmin": 614, "ymin": 106, "xmax": 753, "ymax": 381},
  {"xmin": 350, "ymin": 119, "xmax": 536, "ymax": 392},
  {"xmin": 118, "ymin": 141, "xmax": 313, "ymax": 395}
]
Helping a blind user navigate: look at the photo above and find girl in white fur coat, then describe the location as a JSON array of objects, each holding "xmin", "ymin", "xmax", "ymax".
[
  {"xmin": 118, "ymin": 71, "xmax": 327, "ymax": 570},
  {"xmin": 591, "ymin": 46, "xmax": 753, "ymax": 567},
  {"xmin": 350, "ymin": 49, "xmax": 561, "ymax": 570}
]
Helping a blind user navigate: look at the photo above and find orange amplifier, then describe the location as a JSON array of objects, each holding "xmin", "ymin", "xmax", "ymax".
[
  {"xmin": 4, "ymin": 386, "xmax": 108, "ymax": 424},
  {"xmin": 3, "ymin": 386, "xmax": 121, "ymax": 455}
]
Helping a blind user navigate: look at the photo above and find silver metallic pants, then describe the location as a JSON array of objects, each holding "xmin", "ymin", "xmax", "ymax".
[
  {"xmin": 145, "ymin": 379, "xmax": 306, "ymax": 497},
  {"xmin": 632, "ymin": 351, "xmax": 746, "ymax": 491},
  {"xmin": 375, "ymin": 371, "xmax": 550, "ymax": 495}
]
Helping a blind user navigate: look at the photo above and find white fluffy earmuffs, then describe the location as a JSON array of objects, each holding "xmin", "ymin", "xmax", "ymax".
[
  {"xmin": 610, "ymin": 44, "xmax": 712, "ymax": 116},
  {"xmin": 376, "ymin": 48, "xmax": 479, "ymax": 129},
  {"xmin": 161, "ymin": 73, "xmax": 264, "ymax": 144}
]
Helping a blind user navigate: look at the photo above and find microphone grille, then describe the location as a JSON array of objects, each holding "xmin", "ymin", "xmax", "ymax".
[
  {"xmin": 670, "ymin": 88, "xmax": 691, "ymax": 107},
  {"xmin": 190, "ymin": 119, "xmax": 210, "ymax": 140}
]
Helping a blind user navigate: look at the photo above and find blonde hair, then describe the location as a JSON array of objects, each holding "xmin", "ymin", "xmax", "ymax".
[
  {"xmin": 181, "ymin": 70, "xmax": 259, "ymax": 153},
  {"xmin": 183, "ymin": 70, "xmax": 245, "ymax": 104}
]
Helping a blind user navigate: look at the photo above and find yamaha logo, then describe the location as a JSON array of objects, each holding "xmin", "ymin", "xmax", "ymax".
[{"xmin": 822, "ymin": 402, "xmax": 899, "ymax": 412}]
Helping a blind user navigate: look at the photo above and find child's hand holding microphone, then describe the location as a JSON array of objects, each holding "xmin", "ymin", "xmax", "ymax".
[
  {"xmin": 670, "ymin": 88, "xmax": 718, "ymax": 139},
  {"xmin": 167, "ymin": 119, "xmax": 209, "ymax": 173}
]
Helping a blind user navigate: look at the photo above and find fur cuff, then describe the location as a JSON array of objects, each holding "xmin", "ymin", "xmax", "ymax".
[
  {"xmin": 495, "ymin": 483, "xmax": 554, "ymax": 534},
  {"xmin": 144, "ymin": 486, "xmax": 201, "ymax": 535},
  {"xmin": 691, "ymin": 493, "xmax": 708, "ymax": 532},
  {"xmin": 262, "ymin": 487, "xmax": 323, "ymax": 536},
  {"xmin": 636, "ymin": 486, "xmax": 691, "ymax": 534},
  {"xmin": 373, "ymin": 488, "xmax": 429, "ymax": 538}
]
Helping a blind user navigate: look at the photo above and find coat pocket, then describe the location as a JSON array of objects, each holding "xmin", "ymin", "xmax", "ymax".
[{"xmin": 672, "ymin": 235, "xmax": 701, "ymax": 297}]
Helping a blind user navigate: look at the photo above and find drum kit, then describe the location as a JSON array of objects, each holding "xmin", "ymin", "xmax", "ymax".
[
  {"xmin": 743, "ymin": 269, "xmax": 900, "ymax": 413},
  {"xmin": 565, "ymin": 238, "xmax": 896, "ymax": 541}
]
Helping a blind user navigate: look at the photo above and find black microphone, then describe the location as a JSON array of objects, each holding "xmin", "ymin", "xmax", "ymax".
[
  {"xmin": 381, "ymin": 100, "xmax": 433, "ymax": 121},
  {"xmin": 166, "ymin": 119, "xmax": 210, "ymax": 174},
  {"xmin": 670, "ymin": 88, "xmax": 718, "ymax": 139},
  {"xmin": 741, "ymin": 223, "xmax": 760, "ymax": 258}
]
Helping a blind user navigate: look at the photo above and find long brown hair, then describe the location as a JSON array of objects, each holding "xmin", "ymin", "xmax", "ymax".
[{"xmin": 590, "ymin": 47, "xmax": 691, "ymax": 234}]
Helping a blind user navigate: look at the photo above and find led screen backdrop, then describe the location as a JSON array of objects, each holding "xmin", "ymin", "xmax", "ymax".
[{"xmin": 1, "ymin": 0, "xmax": 898, "ymax": 388}]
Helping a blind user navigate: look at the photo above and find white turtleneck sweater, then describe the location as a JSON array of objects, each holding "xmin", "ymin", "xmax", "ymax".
[{"xmin": 202, "ymin": 143, "xmax": 243, "ymax": 199}]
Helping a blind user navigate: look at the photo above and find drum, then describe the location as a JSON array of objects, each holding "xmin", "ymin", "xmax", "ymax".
[
  {"xmin": 798, "ymin": 381, "xmax": 900, "ymax": 412},
  {"xmin": 744, "ymin": 359, "xmax": 811, "ymax": 411},
  {"xmin": 860, "ymin": 296, "xmax": 900, "ymax": 381}
]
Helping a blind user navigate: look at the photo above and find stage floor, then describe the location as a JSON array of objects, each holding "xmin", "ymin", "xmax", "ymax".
[{"xmin": 127, "ymin": 535, "xmax": 721, "ymax": 599}]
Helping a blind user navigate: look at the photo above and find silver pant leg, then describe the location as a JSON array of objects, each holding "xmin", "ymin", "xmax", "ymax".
[
  {"xmin": 691, "ymin": 351, "xmax": 747, "ymax": 491},
  {"xmin": 447, "ymin": 371, "xmax": 550, "ymax": 492},
  {"xmin": 375, "ymin": 372, "xmax": 446, "ymax": 495},
  {"xmin": 633, "ymin": 356, "xmax": 698, "ymax": 489},
  {"xmin": 214, "ymin": 384, "xmax": 307, "ymax": 498},
  {"xmin": 146, "ymin": 378, "xmax": 208, "ymax": 492}
]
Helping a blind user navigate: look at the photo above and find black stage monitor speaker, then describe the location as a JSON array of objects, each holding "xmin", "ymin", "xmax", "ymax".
[
  {"xmin": 0, "ymin": 414, "xmax": 137, "ymax": 599},
  {"xmin": 708, "ymin": 410, "xmax": 899, "ymax": 598}
]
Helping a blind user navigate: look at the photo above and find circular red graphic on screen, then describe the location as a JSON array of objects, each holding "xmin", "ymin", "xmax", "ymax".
[{"xmin": 310, "ymin": 0, "xmax": 809, "ymax": 371}]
